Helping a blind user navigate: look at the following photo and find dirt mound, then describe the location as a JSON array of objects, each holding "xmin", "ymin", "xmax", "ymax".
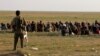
[{"xmin": 0, "ymin": 51, "xmax": 24, "ymax": 56}]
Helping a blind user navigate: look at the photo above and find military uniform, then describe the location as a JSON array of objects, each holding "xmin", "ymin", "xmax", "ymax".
[{"xmin": 11, "ymin": 16, "xmax": 23, "ymax": 50}]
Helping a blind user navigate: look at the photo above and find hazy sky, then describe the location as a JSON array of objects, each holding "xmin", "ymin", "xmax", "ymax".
[{"xmin": 0, "ymin": 0, "xmax": 100, "ymax": 11}]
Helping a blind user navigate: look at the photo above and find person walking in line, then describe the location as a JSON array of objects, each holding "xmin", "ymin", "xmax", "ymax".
[{"xmin": 11, "ymin": 10, "xmax": 24, "ymax": 50}]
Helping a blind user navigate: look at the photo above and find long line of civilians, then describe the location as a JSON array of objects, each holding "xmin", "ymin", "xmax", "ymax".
[{"xmin": 0, "ymin": 20, "xmax": 100, "ymax": 35}]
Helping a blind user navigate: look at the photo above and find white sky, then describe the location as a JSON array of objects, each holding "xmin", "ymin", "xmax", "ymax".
[{"xmin": 0, "ymin": 0, "xmax": 100, "ymax": 12}]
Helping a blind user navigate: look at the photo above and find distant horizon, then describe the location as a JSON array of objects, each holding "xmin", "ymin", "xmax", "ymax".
[
  {"xmin": 1, "ymin": 0, "xmax": 100, "ymax": 12},
  {"xmin": 0, "ymin": 10, "xmax": 100, "ymax": 12}
]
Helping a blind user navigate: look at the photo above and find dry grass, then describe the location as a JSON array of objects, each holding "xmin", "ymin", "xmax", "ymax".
[
  {"xmin": 0, "ymin": 32, "xmax": 100, "ymax": 56},
  {"xmin": 0, "ymin": 11, "xmax": 100, "ymax": 23}
]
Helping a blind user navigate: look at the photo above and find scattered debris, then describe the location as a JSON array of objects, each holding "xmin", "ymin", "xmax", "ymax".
[
  {"xmin": 31, "ymin": 47, "xmax": 39, "ymax": 51},
  {"xmin": 91, "ymin": 48, "xmax": 95, "ymax": 51},
  {"xmin": 90, "ymin": 48, "xmax": 98, "ymax": 53}
]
